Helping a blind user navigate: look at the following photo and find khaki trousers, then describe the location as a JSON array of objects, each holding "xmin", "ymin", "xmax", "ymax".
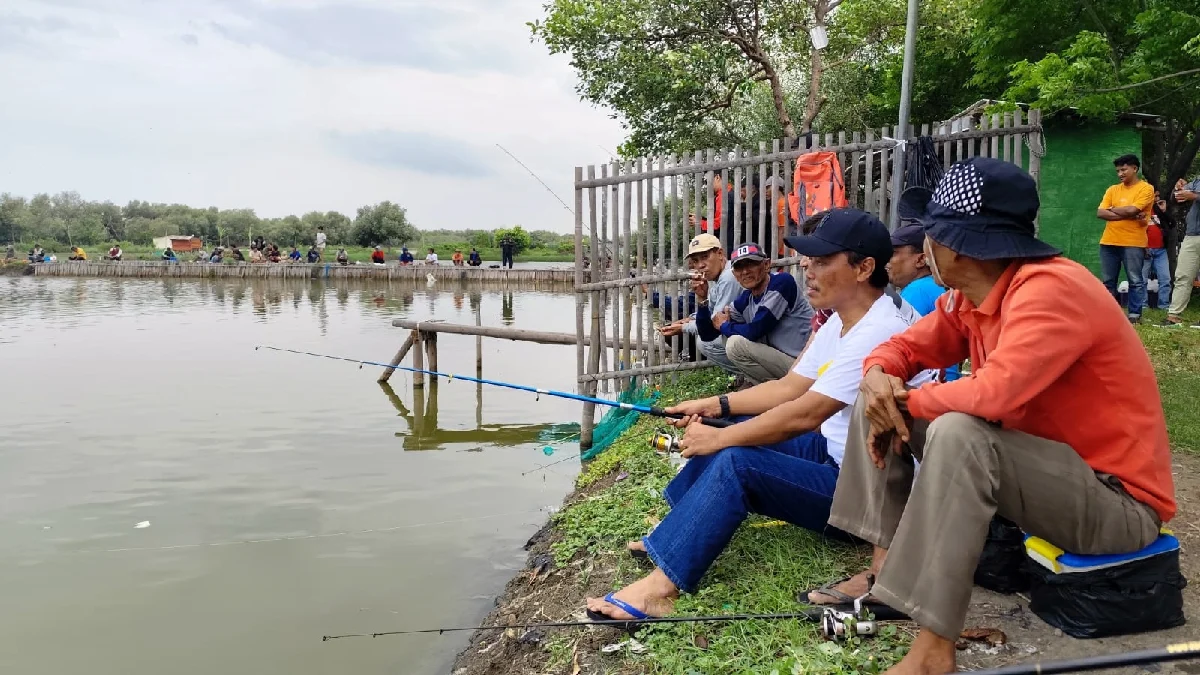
[
  {"xmin": 828, "ymin": 395, "xmax": 1161, "ymax": 639},
  {"xmin": 725, "ymin": 335, "xmax": 796, "ymax": 384},
  {"xmin": 1167, "ymin": 235, "xmax": 1200, "ymax": 317}
]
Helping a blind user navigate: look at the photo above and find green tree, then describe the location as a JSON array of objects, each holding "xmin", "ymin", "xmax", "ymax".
[
  {"xmin": 494, "ymin": 225, "xmax": 532, "ymax": 254},
  {"xmin": 977, "ymin": 0, "xmax": 1199, "ymax": 189},
  {"xmin": 217, "ymin": 209, "xmax": 260, "ymax": 245},
  {"xmin": 1, "ymin": 194, "xmax": 28, "ymax": 244},
  {"xmin": 352, "ymin": 201, "xmax": 418, "ymax": 247}
]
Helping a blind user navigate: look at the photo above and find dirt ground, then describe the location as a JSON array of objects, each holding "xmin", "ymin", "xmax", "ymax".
[{"xmin": 452, "ymin": 454, "xmax": 1200, "ymax": 675}]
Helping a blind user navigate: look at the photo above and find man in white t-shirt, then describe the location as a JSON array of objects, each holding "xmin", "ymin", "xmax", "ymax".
[
  {"xmin": 585, "ymin": 209, "xmax": 930, "ymax": 624},
  {"xmin": 315, "ymin": 227, "xmax": 327, "ymax": 261}
]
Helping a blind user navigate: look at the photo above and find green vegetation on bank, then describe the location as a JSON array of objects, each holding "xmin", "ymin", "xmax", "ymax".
[
  {"xmin": 537, "ymin": 300, "xmax": 1200, "ymax": 674},
  {"xmin": 0, "ymin": 192, "xmax": 575, "ymax": 258}
]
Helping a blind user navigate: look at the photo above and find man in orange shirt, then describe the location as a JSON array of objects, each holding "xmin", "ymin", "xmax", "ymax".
[
  {"xmin": 1097, "ymin": 154, "xmax": 1155, "ymax": 322},
  {"xmin": 802, "ymin": 157, "xmax": 1175, "ymax": 675}
]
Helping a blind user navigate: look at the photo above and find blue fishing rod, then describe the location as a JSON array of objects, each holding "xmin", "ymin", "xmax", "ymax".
[{"xmin": 255, "ymin": 346, "xmax": 732, "ymax": 428}]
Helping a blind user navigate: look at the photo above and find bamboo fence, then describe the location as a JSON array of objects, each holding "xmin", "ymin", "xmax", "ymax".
[{"xmin": 572, "ymin": 110, "xmax": 1044, "ymax": 448}]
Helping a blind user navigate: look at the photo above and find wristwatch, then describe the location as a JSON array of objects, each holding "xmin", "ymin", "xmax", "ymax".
[{"xmin": 718, "ymin": 395, "xmax": 731, "ymax": 418}]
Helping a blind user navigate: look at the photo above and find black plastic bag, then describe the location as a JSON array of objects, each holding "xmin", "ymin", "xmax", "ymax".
[
  {"xmin": 973, "ymin": 515, "xmax": 1031, "ymax": 594},
  {"xmin": 1028, "ymin": 549, "xmax": 1188, "ymax": 639}
]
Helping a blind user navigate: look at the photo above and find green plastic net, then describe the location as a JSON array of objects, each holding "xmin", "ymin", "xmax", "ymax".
[{"xmin": 580, "ymin": 383, "xmax": 660, "ymax": 461}]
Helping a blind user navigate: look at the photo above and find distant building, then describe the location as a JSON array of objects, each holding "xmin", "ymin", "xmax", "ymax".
[{"xmin": 152, "ymin": 235, "xmax": 203, "ymax": 252}]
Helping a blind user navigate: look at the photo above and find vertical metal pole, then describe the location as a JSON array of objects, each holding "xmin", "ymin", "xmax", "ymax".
[{"xmin": 888, "ymin": 0, "xmax": 921, "ymax": 230}]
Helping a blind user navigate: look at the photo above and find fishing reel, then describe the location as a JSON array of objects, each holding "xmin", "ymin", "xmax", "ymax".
[
  {"xmin": 649, "ymin": 428, "xmax": 681, "ymax": 456},
  {"xmin": 819, "ymin": 592, "xmax": 878, "ymax": 641}
]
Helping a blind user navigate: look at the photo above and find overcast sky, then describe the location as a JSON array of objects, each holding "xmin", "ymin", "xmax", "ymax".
[{"xmin": 0, "ymin": 0, "xmax": 627, "ymax": 233}]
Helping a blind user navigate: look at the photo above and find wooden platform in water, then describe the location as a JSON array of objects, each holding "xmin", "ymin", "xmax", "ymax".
[{"xmin": 23, "ymin": 261, "xmax": 577, "ymax": 285}]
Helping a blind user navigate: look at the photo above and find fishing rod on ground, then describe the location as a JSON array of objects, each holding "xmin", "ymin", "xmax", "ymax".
[
  {"xmin": 969, "ymin": 640, "xmax": 1200, "ymax": 675},
  {"xmin": 255, "ymin": 346, "xmax": 732, "ymax": 429},
  {"xmin": 323, "ymin": 603, "xmax": 878, "ymax": 642}
]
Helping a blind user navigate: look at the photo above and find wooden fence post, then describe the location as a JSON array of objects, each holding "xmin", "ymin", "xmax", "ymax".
[{"xmin": 378, "ymin": 330, "xmax": 417, "ymax": 383}]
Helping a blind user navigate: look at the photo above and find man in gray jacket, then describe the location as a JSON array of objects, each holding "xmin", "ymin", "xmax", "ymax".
[{"xmin": 659, "ymin": 234, "xmax": 740, "ymax": 373}]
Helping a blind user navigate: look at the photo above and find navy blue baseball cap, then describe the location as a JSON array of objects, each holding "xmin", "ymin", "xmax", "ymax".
[
  {"xmin": 784, "ymin": 208, "xmax": 893, "ymax": 264},
  {"xmin": 891, "ymin": 223, "xmax": 927, "ymax": 249},
  {"xmin": 919, "ymin": 157, "xmax": 1060, "ymax": 260},
  {"xmin": 730, "ymin": 241, "xmax": 769, "ymax": 264}
]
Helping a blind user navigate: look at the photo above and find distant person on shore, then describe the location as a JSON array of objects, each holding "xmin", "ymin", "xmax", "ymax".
[
  {"xmin": 399, "ymin": 247, "xmax": 414, "ymax": 265},
  {"xmin": 28, "ymin": 245, "xmax": 45, "ymax": 263},
  {"xmin": 230, "ymin": 245, "xmax": 245, "ymax": 262},
  {"xmin": 209, "ymin": 248, "xmax": 223, "ymax": 263},
  {"xmin": 250, "ymin": 246, "xmax": 265, "ymax": 263},
  {"xmin": 468, "ymin": 248, "xmax": 482, "ymax": 266},
  {"xmin": 68, "ymin": 246, "xmax": 87, "ymax": 261},
  {"xmin": 336, "ymin": 247, "xmax": 349, "ymax": 265},
  {"xmin": 499, "ymin": 234, "xmax": 515, "ymax": 269},
  {"xmin": 5, "ymin": 244, "xmax": 14, "ymax": 260},
  {"xmin": 106, "ymin": 245, "xmax": 122, "ymax": 261},
  {"xmin": 425, "ymin": 248, "xmax": 439, "ymax": 265},
  {"xmin": 194, "ymin": 249, "xmax": 208, "ymax": 262},
  {"xmin": 162, "ymin": 247, "xmax": 177, "ymax": 262},
  {"xmin": 307, "ymin": 245, "xmax": 321, "ymax": 263},
  {"xmin": 371, "ymin": 246, "xmax": 387, "ymax": 265},
  {"xmin": 289, "ymin": 246, "xmax": 302, "ymax": 262},
  {"xmin": 315, "ymin": 226, "xmax": 327, "ymax": 261},
  {"xmin": 452, "ymin": 249, "xmax": 464, "ymax": 266}
]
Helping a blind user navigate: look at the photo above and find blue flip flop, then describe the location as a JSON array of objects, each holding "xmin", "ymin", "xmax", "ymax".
[{"xmin": 585, "ymin": 592, "xmax": 652, "ymax": 631}]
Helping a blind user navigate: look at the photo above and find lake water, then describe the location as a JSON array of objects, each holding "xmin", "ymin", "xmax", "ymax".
[{"xmin": 0, "ymin": 276, "xmax": 582, "ymax": 674}]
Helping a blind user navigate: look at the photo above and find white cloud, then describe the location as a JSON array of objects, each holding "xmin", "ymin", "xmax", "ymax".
[{"xmin": 0, "ymin": 0, "xmax": 627, "ymax": 233}]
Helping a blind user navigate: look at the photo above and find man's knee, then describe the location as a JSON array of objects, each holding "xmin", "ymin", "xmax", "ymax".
[
  {"xmin": 924, "ymin": 412, "xmax": 991, "ymax": 461},
  {"xmin": 725, "ymin": 335, "xmax": 750, "ymax": 362}
]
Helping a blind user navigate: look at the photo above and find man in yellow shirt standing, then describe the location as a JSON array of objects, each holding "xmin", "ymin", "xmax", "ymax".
[{"xmin": 1097, "ymin": 154, "xmax": 1155, "ymax": 323}]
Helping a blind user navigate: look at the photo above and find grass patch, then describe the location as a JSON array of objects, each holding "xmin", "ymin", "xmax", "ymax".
[{"xmin": 1136, "ymin": 302, "xmax": 1200, "ymax": 454}]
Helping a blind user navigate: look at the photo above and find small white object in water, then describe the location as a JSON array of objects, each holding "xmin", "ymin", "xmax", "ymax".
[{"xmin": 135, "ymin": 521, "xmax": 150, "ymax": 529}]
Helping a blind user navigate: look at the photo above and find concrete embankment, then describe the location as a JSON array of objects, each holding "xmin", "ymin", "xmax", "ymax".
[{"xmin": 14, "ymin": 260, "xmax": 578, "ymax": 287}]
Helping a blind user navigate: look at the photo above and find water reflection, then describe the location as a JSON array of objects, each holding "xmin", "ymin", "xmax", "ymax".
[
  {"xmin": 379, "ymin": 382, "xmax": 571, "ymax": 452},
  {"xmin": 502, "ymin": 291, "xmax": 514, "ymax": 325}
]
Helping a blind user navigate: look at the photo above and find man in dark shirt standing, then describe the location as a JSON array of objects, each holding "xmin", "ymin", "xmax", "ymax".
[{"xmin": 499, "ymin": 235, "xmax": 515, "ymax": 269}]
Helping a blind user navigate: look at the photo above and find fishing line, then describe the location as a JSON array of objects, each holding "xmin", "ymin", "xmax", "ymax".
[
  {"xmin": 255, "ymin": 346, "xmax": 732, "ymax": 429},
  {"xmin": 67, "ymin": 508, "xmax": 552, "ymax": 554},
  {"xmin": 322, "ymin": 609, "xmax": 829, "ymax": 640}
]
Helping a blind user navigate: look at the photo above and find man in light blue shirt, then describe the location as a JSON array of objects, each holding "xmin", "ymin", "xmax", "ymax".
[
  {"xmin": 658, "ymin": 234, "xmax": 740, "ymax": 372},
  {"xmin": 887, "ymin": 222, "xmax": 960, "ymax": 381}
]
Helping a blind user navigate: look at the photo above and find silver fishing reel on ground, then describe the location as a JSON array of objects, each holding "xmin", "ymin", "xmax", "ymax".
[{"xmin": 819, "ymin": 589, "xmax": 878, "ymax": 641}]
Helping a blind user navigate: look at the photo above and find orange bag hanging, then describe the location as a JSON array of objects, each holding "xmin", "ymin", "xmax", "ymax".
[{"xmin": 787, "ymin": 151, "xmax": 848, "ymax": 226}]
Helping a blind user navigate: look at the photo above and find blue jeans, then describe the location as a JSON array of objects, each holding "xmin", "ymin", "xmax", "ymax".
[
  {"xmin": 1099, "ymin": 245, "xmax": 1146, "ymax": 316},
  {"xmin": 642, "ymin": 431, "xmax": 847, "ymax": 592},
  {"xmin": 1142, "ymin": 247, "xmax": 1171, "ymax": 309}
]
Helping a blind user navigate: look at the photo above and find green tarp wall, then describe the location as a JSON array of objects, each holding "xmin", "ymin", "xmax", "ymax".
[{"xmin": 1037, "ymin": 121, "xmax": 1143, "ymax": 276}]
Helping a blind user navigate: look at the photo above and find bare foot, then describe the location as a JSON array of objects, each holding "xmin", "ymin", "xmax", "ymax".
[
  {"xmin": 627, "ymin": 540, "xmax": 646, "ymax": 554},
  {"xmin": 883, "ymin": 629, "xmax": 957, "ymax": 674},
  {"xmin": 586, "ymin": 568, "xmax": 678, "ymax": 620}
]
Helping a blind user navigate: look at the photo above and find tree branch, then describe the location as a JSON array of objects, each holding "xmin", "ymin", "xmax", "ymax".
[{"xmin": 1087, "ymin": 68, "xmax": 1200, "ymax": 93}]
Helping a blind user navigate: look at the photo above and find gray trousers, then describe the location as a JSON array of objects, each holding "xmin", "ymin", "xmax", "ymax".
[
  {"xmin": 697, "ymin": 337, "xmax": 737, "ymax": 374},
  {"xmin": 828, "ymin": 394, "xmax": 1161, "ymax": 639},
  {"xmin": 725, "ymin": 335, "xmax": 795, "ymax": 384},
  {"xmin": 1167, "ymin": 235, "xmax": 1200, "ymax": 317}
]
